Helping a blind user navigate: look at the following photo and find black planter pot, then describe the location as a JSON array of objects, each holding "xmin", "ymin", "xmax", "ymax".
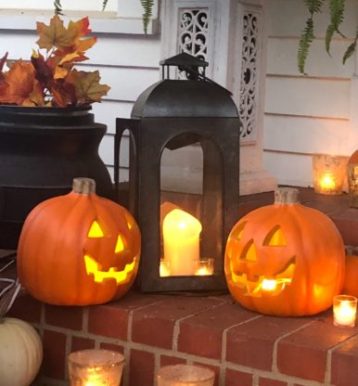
[{"xmin": 0, "ymin": 105, "xmax": 114, "ymax": 248}]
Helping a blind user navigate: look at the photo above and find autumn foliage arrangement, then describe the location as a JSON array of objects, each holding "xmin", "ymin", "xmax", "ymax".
[{"xmin": 0, "ymin": 15, "xmax": 110, "ymax": 107}]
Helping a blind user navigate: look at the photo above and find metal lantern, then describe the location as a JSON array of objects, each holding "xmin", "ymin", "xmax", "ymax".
[{"xmin": 115, "ymin": 53, "xmax": 240, "ymax": 293}]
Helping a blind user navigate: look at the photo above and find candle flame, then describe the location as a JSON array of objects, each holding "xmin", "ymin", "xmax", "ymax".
[{"xmin": 320, "ymin": 173, "xmax": 336, "ymax": 190}]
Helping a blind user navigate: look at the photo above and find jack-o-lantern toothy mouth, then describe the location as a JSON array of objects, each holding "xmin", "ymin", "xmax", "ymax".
[
  {"xmin": 230, "ymin": 257, "xmax": 296, "ymax": 297},
  {"xmin": 84, "ymin": 254, "xmax": 137, "ymax": 284}
]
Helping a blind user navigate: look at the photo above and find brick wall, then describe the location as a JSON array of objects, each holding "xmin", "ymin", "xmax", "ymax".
[
  {"xmin": 9, "ymin": 291, "xmax": 358, "ymax": 386},
  {"xmin": 6, "ymin": 188, "xmax": 358, "ymax": 386}
]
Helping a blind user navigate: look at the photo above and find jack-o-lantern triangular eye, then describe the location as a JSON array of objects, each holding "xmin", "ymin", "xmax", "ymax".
[
  {"xmin": 264, "ymin": 225, "xmax": 286, "ymax": 246},
  {"xmin": 240, "ymin": 239, "xmax": 257, "ymax": 261},
  {"xmin": 88, "ymin": 221, "xmax": 104, "ymax": 238},
  {"xmin": 115, "ymin": 234, "xmax": 126, "ymax": 253},
  {"xmin": 235, "ymin": 221, "xmax": 247, "ymax": 241}
]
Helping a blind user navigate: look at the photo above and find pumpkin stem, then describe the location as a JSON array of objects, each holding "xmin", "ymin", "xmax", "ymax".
[
  {"xmin": 72, "ymin": 178, "xmax": 96, "ymax": 195},
  {"xmin": 274, "ymin": 188, "xmax": 299, "ymax": 205}
]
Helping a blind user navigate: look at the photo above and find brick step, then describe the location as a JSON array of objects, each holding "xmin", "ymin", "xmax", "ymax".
[
  {"xmin": 8, "ymin": 292, "xmax": 358, "ymax": 386},
  {"xmin": 4, "ymin": 187, "xmax": 358, "ymax": 386}
]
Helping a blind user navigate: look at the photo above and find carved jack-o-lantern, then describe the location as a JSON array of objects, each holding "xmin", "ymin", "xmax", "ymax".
[
  {"xmin": 225, "ymin": 188, "xmax": 345, "ymax": 316},
  {"xmin": 17, "ymin": 178, "xmax": 140, "ymax": 306}
]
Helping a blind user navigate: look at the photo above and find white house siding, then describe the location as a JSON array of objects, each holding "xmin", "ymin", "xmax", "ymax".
[
  {"xmin": 264, "ymin": 0, "xmax": 358, "ymax": 187},
  {"xmin": 4, "ymin": 1, "xmax": 357, "ymax": 190},
  {"xmin": 0, "ymin": 3, "xmax": 161, "ymax": 182}
]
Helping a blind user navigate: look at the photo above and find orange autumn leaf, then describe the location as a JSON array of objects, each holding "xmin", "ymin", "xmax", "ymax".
[
  {"xmin": 53, "ymin": 52, "xmax": 87, "ymax": 79},
  {"xmin": 1, "ymin": 16, "xmax": 109, "ymax": 107},
  {"xmin": 0, "ymin": 61, "xmax": 44, "ymax": 106},
  {"xmin": 36, "ymin": 15, "xmax": 96, "ymax": 53},
  {"xmin": 67, "ymin": 70, "xmax": 110, "ymax": 104},
  {"xmin": 36, "ymin": 15, "xmax": 77, "ymax": 51}
]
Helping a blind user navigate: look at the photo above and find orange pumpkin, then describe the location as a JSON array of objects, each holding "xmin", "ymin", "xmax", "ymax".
[
  {"xmin": 342, "ymin": 253, "xmax": 358, "ymax": 297},
  {"xmin": 17, "ymin": 178, "xmax": 140, "ymax": 306},
  {"xmin": 225, "ymin": 188, "xmax": 345, "ymax": 316}
]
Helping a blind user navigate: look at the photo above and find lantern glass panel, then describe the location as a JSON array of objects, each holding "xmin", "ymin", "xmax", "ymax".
[{"xmin": 159, "ymin": 137, "xmax": 222, "ymax": 278}]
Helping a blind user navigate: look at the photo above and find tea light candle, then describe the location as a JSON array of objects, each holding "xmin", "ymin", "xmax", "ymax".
[
  {"xmin": 333, "ymin": 295, "xmax": 358, "ymax": 327},
  {"xmin": 319, "ymin": 172, "xmax": 336, "ymax": 192},
  {"xmin": 68, "ymin": 349, "xmax": 124, "ymax": 386},
  {"xmin": 160, "ymin": 259, "xmax": 170, "ymax": 277},
  {"xmin": 163, "ymin": 209, "xmax": 202, "ymax": 276},
  {"xmin": 195, "ymin": 258, "xmax": 214, "ymax": 276},
  {"xmin": 312, "ymin": 154, "xmax": 348, "ymax": 195}
]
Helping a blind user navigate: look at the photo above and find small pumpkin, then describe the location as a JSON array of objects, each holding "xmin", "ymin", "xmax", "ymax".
[
  {"xmin": 17, "ymin": 178, "xmax": 141, "ymax": 306},
  {"xmin": 0, "ymin": 317, "xmax": 43, "ymax": 386},
  {"xmin": 225, "ymin": 188, "xmax": 345, "ymax": 316}
]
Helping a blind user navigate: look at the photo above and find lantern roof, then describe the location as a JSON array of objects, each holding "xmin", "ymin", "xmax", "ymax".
[
  {"xmin": 131, "ymin": 79, "xmax": 239, "ymax": 119},
  {"xmin": 160, "ymin": 52, "xmax": 209, "ymax": 68}
]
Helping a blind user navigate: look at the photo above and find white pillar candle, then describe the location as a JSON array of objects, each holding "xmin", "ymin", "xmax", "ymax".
[{"xmin": 163, "ymin": 209, "xmax": 202, "ymax": 276}]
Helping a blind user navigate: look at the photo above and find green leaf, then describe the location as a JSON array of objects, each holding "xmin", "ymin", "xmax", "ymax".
[
  {"xmin": 140, "ymin": 0, "xmax": 154, "ymax": 34},
  {"xmin": 298, "ymin": 17, "xmax": 315, "ymax": 74},
  {"xmin": 325, "ymin": 24, "xmax": 335, "ymax": 54},
  {"xmin": 53, "ymin": 0, "xmax": 63, "ymax": 16},
  {"xmin": 325, "ymin": 0, "xmax": 346, "ymax": 54},
  {"xmin": 303, "ymin": 0, "xmax": 324, "ymax": 14},
  {"xmin": 329, "ymin": 0, "xmax": 345, "ymax": 31},
  {"xmin": 343, "ymin": 41, "xmax": 357, "ymax": 63}
]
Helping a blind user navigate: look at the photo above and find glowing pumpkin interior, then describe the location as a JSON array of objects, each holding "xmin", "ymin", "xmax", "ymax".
[
  {"xmin": 227, "ymin": 222, "xmax": 296, "ymax": 297},
  {"xmin": 84, "ymin": 220, "xmax": 137, "ymax": 285}
]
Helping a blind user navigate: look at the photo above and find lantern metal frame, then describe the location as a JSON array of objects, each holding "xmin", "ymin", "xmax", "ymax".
[{"xmin": 114, "ymin": 53, "xmax": 241, "ymax": 293}]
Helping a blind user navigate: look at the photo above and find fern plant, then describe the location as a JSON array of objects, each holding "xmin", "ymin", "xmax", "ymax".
[
  {"xmin": 54, "ymin": 0, "xmax": 109, "ymax": 14},
  {"xmin": 54, "ymin": 0, "xmax": 154, "ymax": 33},
  {"xmin": 298, "ymin": 0, "xmax": 357, "ymax": 74}
]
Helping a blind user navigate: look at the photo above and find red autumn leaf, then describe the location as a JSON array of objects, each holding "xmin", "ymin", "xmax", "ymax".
[
  {"xmin": 50, "ymin": 80, "xmax": 77, "ymax": 107},
  {"xmin": 0, "ymin": 52, "xmax": 8, "ymax": 73},
  {"xmin": 0, "ymin": 52, "xmax": 8, "ymax": 94},
  {"xmin": 31, "ymin": 51, "xmax": 53, "ymax": 88},
  {"xmin": 67, "ymin": 69, "xmax": 110, "ymax": 104},
  {"xmin": 2, "ymin": 16, "xmax": 108, "ymax": 107}
]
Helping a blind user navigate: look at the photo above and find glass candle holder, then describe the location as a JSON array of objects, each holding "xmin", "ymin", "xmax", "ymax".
[
  {"xmin": 333, "ymin": 295, "xmax": 358, "ymax": 327},
  {"xmin": 347, "ymin": 150, "xmax": 358, "ymax": 208},
  {"xmin": 157, "ymin": 364, "xmax": 215, "ymax": 386},
  {"xmin": 312, "ymin": 154, "xmax": 348, "ymax": 195},
  {"xmin": 195, "ymin": 258, "xmax": 214, "ymax": 276},
  {"xmin": 68, "ymin": 349, "xmax": 125, "ymax": 386}
]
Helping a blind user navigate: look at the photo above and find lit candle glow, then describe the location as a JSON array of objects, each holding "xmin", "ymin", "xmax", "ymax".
[
  {"xmin": 333, "ymin": 295, "xmax": 357, "ymax": 327},
  {"xmin": 195, "ymin": 258, "xmax": 214, "ymax": 276},
  {"xmin": 160, "ymin": 259, "xmax": 170, "ymax": 277},
  {"xmin": 261, "ymin": 279, "xmax": 278, "ymax": 292},
  {"xmin": 319, "ymin": 172, "xmax": 336, "ymax": 192},
  {"xmin": 68, "ymin": 349, "xmax": 124, "ymax": 386},
  {"xmin": 163, "ymin": 209, "xmax": 202, "ymax": 276}
]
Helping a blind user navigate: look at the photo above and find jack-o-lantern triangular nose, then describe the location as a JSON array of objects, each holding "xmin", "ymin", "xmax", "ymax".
[
  {"xmin": 88, "ymin": 221, "xmax": 104, "ymax": 238},
  {"xmin": 115, "ymin": 234, "xmax": 125, "ymax": 253}
]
